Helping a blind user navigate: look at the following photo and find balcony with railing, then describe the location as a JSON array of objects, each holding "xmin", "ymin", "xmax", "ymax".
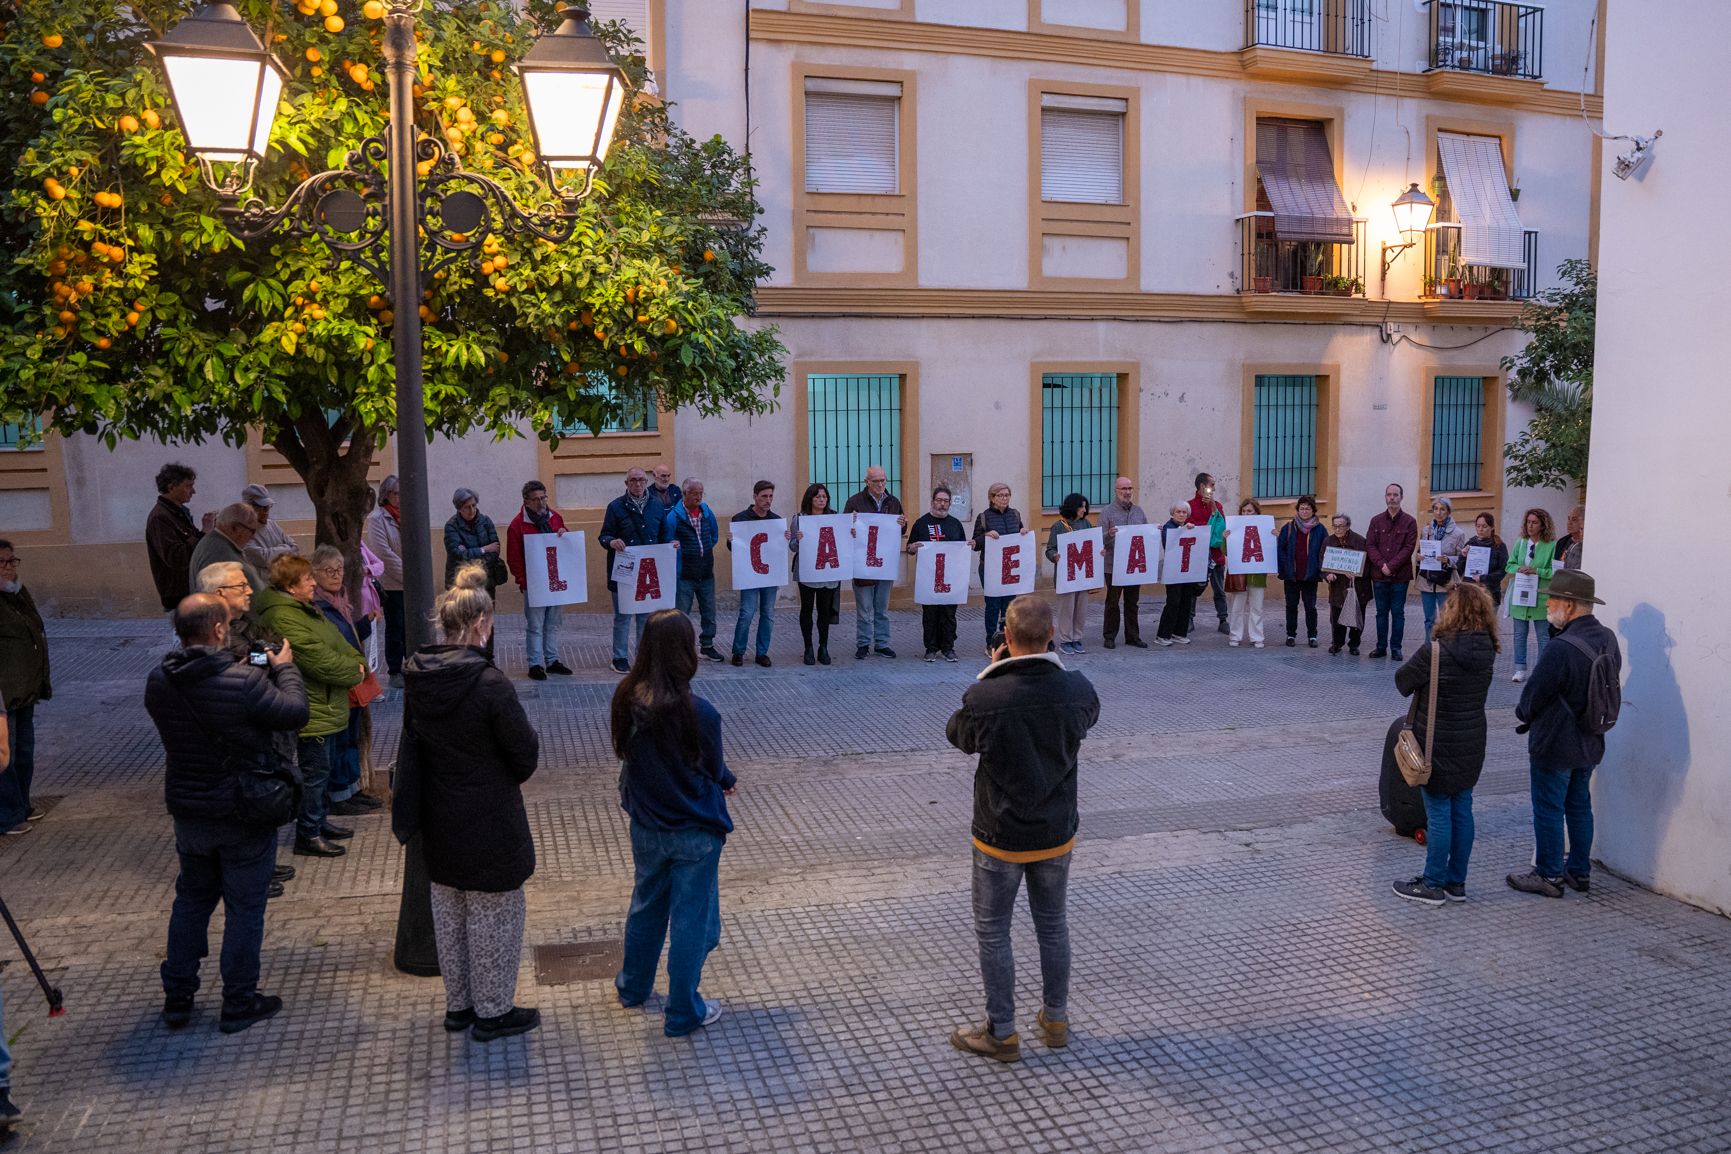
[
  {"xmin": 1236, "ymin": 212, "xmax": 1367, "ymax": 301},
  {"xmin": 1424, "ymin": 1, "xmax": 1542, "ymax": 81},
  {"xmin": 1240, "ymin": 0, "xmax": 1373, "ymax": 82},
  {"xmin": 1421, "ymin": 224, "xmax": 1539, "ymax": 302}
]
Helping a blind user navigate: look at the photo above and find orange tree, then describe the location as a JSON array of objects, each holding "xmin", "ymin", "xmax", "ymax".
[{"xmin": 0, "ymin": 0, "xmax": 783, "ymax": 562}]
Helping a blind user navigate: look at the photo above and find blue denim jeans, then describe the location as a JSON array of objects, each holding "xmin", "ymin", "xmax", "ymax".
[
  {"xmin": 983, "ymin": 595, "xmax": 1014, "ymax": 644},
  {"xmin": 676, "ymin": 576, "xmax": 718, "ymax": 648},
  {"xmin": 296, "ymin": 735, "xmax": 330, "ymax": 842},
  {"xmin": 610, "ymin": 587, "xmax": 649, "ymax": 663},
  {"xmin": 161, "ymin": 816, "xmax": 277, "ymax": 1011},
  {"xmin": 972, "ymin": 847, "xmax": 1071, "ymax": 1039},
  {"xmin": 1420, "ymin": 787, "xmax": 1474, "ymax": 888},
  {"xmin": 523, "ymin": 603, "xmax": 562, "ymax": 668},
  {"xmin": 0, "ymin": 704, "xmax": 36, "ymax": 831},
  {"xmin": 854, "ymin": 580, "xmax": 891, "ymax": 649},
  {"xmin": 326, "ymin": 708, "xmax": 363, "ymax": 802},
  {"xmin": 1420, "ymin": 587, "xmax": 1448, "ymax": 642},
  {"xmin": 1511, "ymin": 616, "xmax": 1549, "ymax": 671},
  {"xmin": 616, "ymin": 823, "xmax": 724, "ymax": 1036},
  {"xmin": 732, "ymin": 586, "xmax": 777, "ymax": 657},
  {"xmin": 1531, "ymin": 761, "xmax": 1594, "ymax": 878},
  {"xmin": 0, "ymin": 978, "xmax": 10, "ymax": 1089},
  {"xmin": 1374, "ymin": 581, "xmax": 1409, "ymax": 653}
]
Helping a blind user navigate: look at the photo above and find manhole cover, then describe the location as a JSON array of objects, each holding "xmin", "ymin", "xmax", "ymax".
[{"xmin": 533, "ymin": 940, "xmax": 623, "ymax": 985}]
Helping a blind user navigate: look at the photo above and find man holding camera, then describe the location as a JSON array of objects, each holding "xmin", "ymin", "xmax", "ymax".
[
  {"xmin": 145, "ymin": 594, "xmax": 309, "ymax": 1034},
  {"xmin": 945, "ymin": 596, "xmax": 1100, "ymax": 1062}
]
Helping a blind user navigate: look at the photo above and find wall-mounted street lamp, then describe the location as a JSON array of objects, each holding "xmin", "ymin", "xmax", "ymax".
[{"xmin": 1380, "ymin": 181, "xmax": 1436, "ymax": 290}]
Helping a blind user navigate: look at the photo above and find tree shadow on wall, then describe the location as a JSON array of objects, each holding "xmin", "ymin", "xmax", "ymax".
[{"xmin": 1599, "ymin": 602, "xmax": 1690, "ymax": 885}]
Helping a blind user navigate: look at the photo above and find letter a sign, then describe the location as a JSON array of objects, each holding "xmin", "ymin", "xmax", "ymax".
[
  {"xmin": 1054, "ymin": 525, "xmax": 1106, "ymax": 595},
  {"xmin": 1224, "ymin": 515, "xmax": 1278, "ymax": 576},
  {"xmin": 796, "ymin": 514, "xmax": 853, "ymax": 584},
  {"xmin": 1109, "ymin": 524, "xmax": 1162, "ymax": 587},
  {"xmin": 618, "ymin": 543, "xmax": 677, "ymax": 614},
  {"xmin": 983, "ymin": 532, "xmax": 1036, "ymax": 597},
  {"xmin": 523, "ymin": 531, "xmax": 589, "ymax": 608}
]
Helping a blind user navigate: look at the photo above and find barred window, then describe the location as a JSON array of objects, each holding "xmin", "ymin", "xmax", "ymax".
[
  {"xmin": 1041, "ymin": 373, "xmax": 1119, "ymax": 510},
  {"xmin": 1252, "ymin": 374, "xmax": 1318, "ymax": 499},
  {"xmin": 1430, "ymin": 375, "xmax": 1485, "ymax": 493},
  {"xmin": 807, "ymin": 373, "xmax": 901, "ymax": 501}
]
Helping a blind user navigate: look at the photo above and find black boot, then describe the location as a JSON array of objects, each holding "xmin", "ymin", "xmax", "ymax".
[
  {"xmin": 472, "ymin": 1006, "xmax": 541, "ymax": 1042},
  {"xmin": 803, "ymin": 644, "xmax": 816, "ymax": 666},
  {"xmin": 0, "ymin": 1086, "xmax": 23, "ymax": 1129},
  {"xmin": 817, "ymin": 644, "xmax": 831, "ymax": 665}
]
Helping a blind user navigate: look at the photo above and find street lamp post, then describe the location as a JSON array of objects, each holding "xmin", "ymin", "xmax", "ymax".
[{"xmin": 149, "ymin": 0, "xmax": 625, "ymax": 974}]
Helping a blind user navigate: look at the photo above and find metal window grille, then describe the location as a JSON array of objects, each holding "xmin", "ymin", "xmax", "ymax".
[
  {"xmin": 552, "ymin": 374, "xmax": 658, "ymax": 436},
  {"xmin": 1252, "ymin": 374, "xmax": 1318, "ymax": 499},
  {"xmin": 1041, "ymin": 373, "xmax": 1119, "ymax": 511},
  {"xmin": 1430, "ymin": 376, "xmax": 1485, "ymax": 493},
  {"xmin": 0, "ymin": 417, "xmax": 44, "ymax": 451},
  {"xmin": 807, "ymin": 373, "xmax": 901, "ymax": 502}
]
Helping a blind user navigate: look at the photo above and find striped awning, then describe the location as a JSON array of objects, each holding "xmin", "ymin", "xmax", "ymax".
[
  {"xmin": 1255, "ymin": 119, "xmax": 1354, "ymax": 243},
  {"xmin": 1437, "ymin": 132, "xmax": 1526, "ymax": 269}
]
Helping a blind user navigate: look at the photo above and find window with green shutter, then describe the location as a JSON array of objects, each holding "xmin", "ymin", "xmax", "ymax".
[
  {"xmin": 1430, "ymin": 375, "xmax": 1485, "ymax": 493},
  {"xmin": 1041, "ymin": 373, "xmax": 1119, "ymax": 510},
  {"xmin": 807, "ymin": 373, "xmax": 901, "ymax": 501},
  {"xmin": 1252, "ymin": 374, "xmax": 1318, "ymax": 499},
  {"xmin": 550, "ymin": 375, "xmax": 658, "ymax": 436}
]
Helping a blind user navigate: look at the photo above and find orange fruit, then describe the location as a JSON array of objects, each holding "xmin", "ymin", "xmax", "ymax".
[
  {"xmin": 125, "ymin": 311, "xmax": 140, "ymax": 326},
  {"xmin": 43, "ymin": 178, "xmax": 66, "ymax": 200},
  {"xmin": 349, "ymin": 63, "xmax": 369, "ymax": 84},
  {"xmin": 30, "ymin": 90, "xmax": 48, "ymax": 106},
  {"xmin": 58, "ymin": 309, "xmax": 77, "ymax": 325},
  {"xmin": 455, "ymin": 106, "xmax": 474, "ymax": 124},
  {"xmin": 578, "ymin": 309, "xmax": 593, "ymax": 326},
  {"xmin": 379, "ymin": 309, "xmax": 394, "ymax": 325},
  {"xmin": 118, "ymin": 114, "xmax": 140, "ymax": 133},
  {"xmin": 143, "ymin": 108, "xmax": 161, "ymax": 129},
  {"xmin": 445, "ymin": 95, "xmax": 463, "ymax": 110},
  {"xmin": 41, "ymin": 33, "xmax": 63, "ymax": 49},
  {"xmin": 363, "ymin": 0, "xmax": 386, "ymax": 18},
  {"xmin": 480, "ymin": 260, "xmax": 495, "ymax": 276},
  {"xmin": 490, "ymin": 49, "xmax": 505, "ymax": 64},
  {"xmin": 491, "ymin": 254, "xmax": 507, "ymax": 269},
  {"xmin": 30, "ymin": 71, "xmax": 45, "ymax": 83},
  {"xmin": 493, "ymin": 277, "xmax": 509, "ymax": 292},
  {"xmin": 319, "ymin": 0, "xmax": 338, "ymax": 16},
  {"xmin": 490, "ymin": 109, "xmax": 510, "ymax": 126},
  {"xmin": 95, "ymin": 336, "xmax": 112, "ymax": 349},
  {"xmin": 495, "ymin": 350, "xmax": 508, "ymax": 363},
  {"xmin": 368, "ymin": 294, "xmax": 385, "ymax": 309},
  {"xmin": 306, "ymin": 46, "xmax": 322, "ymax": 62},
  {"xmin": 663, "ymin": 319, "xmax": 678, "ymax": 335},
  {"xmin": 703, "ymin": 249, "xmax": 716, "ymax": 262},
  {"xmin": 487, "ymin": 132, "xmax": 504, "ymax": 146},
  {"xmin": 325, "ymin": 15, "xmax": 345, "ymax": 33},
  {"xmin": 636, "ymin": 314, "xmax": 649, "ymax": 325},
  {"xmin": 564, "ymin": 361, "xmax": 579, "ymax": 376},
  {"xmin": 310, "ymin": 66, "xmax": 324, "ymax": 77},
  {"xmin": 107, "ymin": 248, "xmax": 125, "ymax": 264}
]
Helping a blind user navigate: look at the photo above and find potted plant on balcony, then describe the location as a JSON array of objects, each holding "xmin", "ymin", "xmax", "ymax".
[
  {"xmin": 1423, "ymin": 274, "xmax": 1439, "ymax": 298},
  {"xmin": 1481, "ymin": 270, "xmax": 1509, "ymax": 301},
  {"xmin": 1462, "ymin": 277, "xmax": 1482, "ymax": 301},
  {"xmin": 1300, "ymin": 248, "xmax": 1326, "ymax": 294},
  {"xmin": 1443, "ymin": 260, "xmax": 1463, "ymax": 300}
]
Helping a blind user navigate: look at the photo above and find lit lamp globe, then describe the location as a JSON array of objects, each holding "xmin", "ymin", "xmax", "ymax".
[
  {"xmin": 514, "ymin": 4, "xmax": 630, "ymax": 196},
  {"xmin": 147, "ymin": 2, "xmax": 288, "ymax": 192},
  {"xmin": 1391, "ymin": 182, "xmax": 1436, "ymax": 240}
]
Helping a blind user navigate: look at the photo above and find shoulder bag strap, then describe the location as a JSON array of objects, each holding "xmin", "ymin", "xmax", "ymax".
[{"xmin": 1423, "ymin": 641, "xmax": 1441, "ymax": 769}]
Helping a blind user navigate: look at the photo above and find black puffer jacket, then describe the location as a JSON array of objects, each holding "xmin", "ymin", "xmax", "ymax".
[
  {"xmin": 392, "ymin": 645, "xmax": 540, "ymax": 892},
  {"xmin": 1394, "ymin": 630, "xmax": 1497, "ymax": 796},
  {"xmin": 947, "ymin": 654, "xmax": 1100, "ymax": 853},
  {"xmin": 144, "ymin": 646, "xmax": 309, "ymax": 823}
]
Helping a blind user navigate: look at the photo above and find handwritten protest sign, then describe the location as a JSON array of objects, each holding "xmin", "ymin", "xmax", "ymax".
[
  {"xmin": 913, "ymin": 541, "xmax": 971, "ymax": 605},
  {"xmin": 1054, "ymin": 526, "xmax": 1106, "ymax": 595},
  {"xmin": 522, "ymin": 531, "xmax": 588, "ymax": 608},
  {"xmin": 851, "ymin": 513, "xmax": 903, "ymax": 583},
  {"xmin": 613, "ymin": 543, "xmax": 677, "ymax": 614},
  {"xmin": 729, "ymin": 518, "xmax": 788, "ymax": 591},
  {"xmin": 1162, "ymin": 526, "xmax": 1210, "ymax": 584},
  {"xmin": 1224, "ymin": 515, "xmax": 1278, "ymax": 576},
  {"xmin": 983, "ymin": 532, "xmax": 1037, "ymax": 597},
  {"xmin": 1322, "ymin": 546, "xmax": 1367, "ymax": 576},
  {"xmin": 795, "ymin": 514, "xmax": 852, "ymax": 585},
  {"xmin": 1109, "ymin": 524, "xmax": 1162, "ymax": 587}
]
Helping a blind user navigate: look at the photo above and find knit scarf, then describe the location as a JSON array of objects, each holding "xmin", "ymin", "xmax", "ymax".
[
  {"xmin": 526, "ymin": 503, "xmax": 555, "ymax": 534},
  {"xmin": 1427, "ymin": 517, "xmax": 1458, "ymax": 541}
]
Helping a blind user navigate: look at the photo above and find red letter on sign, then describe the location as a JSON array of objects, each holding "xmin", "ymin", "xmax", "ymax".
[
  {"xmin": 544, "ymin": 545, "xmax": 568, "ymax": 593},
  {"xmin": 1125, "ymin": 534, "xmax": 1148, "ymax": 576},
  {"xmin": 934, "ymin": 550, "xmax": 951, "ymax": 594},
  {"xmin": 1241, "ymin": 525, "xmax": 1265, "ymax": 564},
  {"xmin": 635, "ymin": 557, "xmax": 662, "ymax": 602},
  {"xmin": 1178, "ymin": 535, "xmax": 1197, "ymax": 574},
  {"xmin": 864, "ymin": 525, "xmax": 882, "ymax": 569},
  {"xmin": 749, "ymin": 533, "xmax": 770, "ymax": 575},
  {"xmin": 1001, "ymin": 543, "xmax": 1021, "ymax": 586},
  {"xmin": 1065, "ymin": 538, "xmax": 1095, "ymax": 582},
  {"xmin": 816, "ymin": 526, "xmax": 840, "ymax": 571}
]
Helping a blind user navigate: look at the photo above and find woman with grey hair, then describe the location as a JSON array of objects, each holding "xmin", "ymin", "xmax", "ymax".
[
  {"xmin": 443, "ymin": 488, "xmax": 502, "ymax": 591},
  {"xmin": 1416, "ymin": 496, "xmax": 1467, "ymax": 643},
  {"xmin": 364, "ymin": 475, "xmax": 407, "ymax": 686}
]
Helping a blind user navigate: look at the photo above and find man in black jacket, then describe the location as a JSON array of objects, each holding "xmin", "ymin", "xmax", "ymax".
[
  {"xmin": 145, "ymin": 595, "xmax": 309, "ymax": 1034},
  {"xmin": 598, "ymin": 467, "xmax": 668, "ymax": 673},
  {"xmin": 1507, "ymin": 569, "xmax": 1622, "ymax": 899},
  {"xmin": 0, "ymin": 539, "xmax": 49, "ymax": 836},
  {"xmin": 945, "ymin": 596, "xmax": 1100, "ymax": 1062}
]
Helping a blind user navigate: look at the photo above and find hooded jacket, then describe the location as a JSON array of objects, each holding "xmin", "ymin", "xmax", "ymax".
[
  {"xmin": 1393, "ymin": 630, "xmax": 1497, "ymax": 796},
  {"xmin": 254, "ymin": 586, "xmax": 365, "ymax": 737},
  {"xmin": 144, "ymin": 646, "xmax": 309, "ymax": 823},
  {"xmin": 392, "ymin": 645, "xmax": 540, "ymax": 892},
  {"xmin": 947, "ymin": 653, "xmax": 1100, "ymax": 855},
  {"xmin": 0, "ymin": 584, "xmax": 50, "ymax": 710}
]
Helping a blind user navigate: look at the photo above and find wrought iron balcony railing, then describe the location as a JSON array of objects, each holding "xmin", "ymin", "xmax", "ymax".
[
  {"xmin": 1421, "ymin": 224, "xmax": 1540, "ymax": 301},
  {"xmin": 1236, "ymin": 212, "xmax": 1368, "ymax": 297},
  {"xmin": 1244, "ymin": 0, "xmax": 1371, "ymax": 57},
  {"xmin": 1425, "ymin": 1, "xmax": 1542, "ymax": 79}
]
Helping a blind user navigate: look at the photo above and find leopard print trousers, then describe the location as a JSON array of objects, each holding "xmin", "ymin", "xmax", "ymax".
[{"xmin": 429, "ymin": 883, "xmax": 526, "ymax": 1019}]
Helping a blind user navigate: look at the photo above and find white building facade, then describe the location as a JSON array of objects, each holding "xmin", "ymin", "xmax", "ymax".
[{"xmin": 2, "ymin": 0, "xmax": 1604, "ymax": 612}]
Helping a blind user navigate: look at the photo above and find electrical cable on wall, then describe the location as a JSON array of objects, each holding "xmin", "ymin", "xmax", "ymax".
[{"xmin": 1579, "ymin": 11, "xmax": 1661, "ymax": 180}]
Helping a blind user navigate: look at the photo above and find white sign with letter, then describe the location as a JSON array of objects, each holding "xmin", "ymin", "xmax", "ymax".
[
  {"xmin": 1464, "ymin": 545, "xmax": 1492, "ymax": 579},
  {"xmin": 851, "ymin": 513, "xmax": 903, "ymax": 583},
  {"xmin": 1163, "ymin": 526, "xmax": 1210, "ymax": 584},
  {"xmin": 1108, "ymin": 524, "xmax": 1163, "ymax": 587},
  {"xmin": 616, "ymin": 543, "xmax": 677, "ymax": 614},
  {"xmin": 912, "ymin": 541, "xmax": 971, "ymax": 605},
  {"xmin": 983, "ymin": 532, "xmax": 1037, "ymax": 597},
  {"xmin": 1223, "ymin": 515, "xmax": 1278, "ymax": 576},
  {"xmin": 522, "ymin": 531, "xmax": 588, "ymax": 608},
  {"xmin": 795, "ymin": 514, "xmax": 853, "ymax": 585},
  {"xmin": 729, "ymin": 518, "xmax": 789, "ymax": 592},
  {"xmin": 1053, "ymin": 526, "xmax": 1106, "ymax": 595}
]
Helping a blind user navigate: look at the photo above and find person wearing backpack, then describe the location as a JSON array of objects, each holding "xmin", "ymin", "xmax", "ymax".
[{"xmin": 1507, "ymin": 569, "xmax": 1622, "ymax": 899}]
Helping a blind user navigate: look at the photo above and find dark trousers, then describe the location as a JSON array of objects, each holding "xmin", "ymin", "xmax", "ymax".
[
  {"xmin": 1189, "ymin": 563, "xmax": 1229, "ymax": 629},
  {"xmin": 798, "ymin": 584, "xmax": 838, "ymax": 649},
  {"xmin": 161, "ymin": 816, "xmax": 276, "ymax": 1010},
  {"xmin": 296, "ymin": 735, "xmax": 331, "ymax": 842},
  {"xmin": 982, "ymin": 595, "xmax": 1014, "ymax": 643},
  {"xmin": 382, "ymin": 589, "xmax": 406, "ymax": 675},
  {"xmin": 1330, "ymin": 610, "xmax": 1363, "ymax": 651},
  {"xmin": 1158, "ymin": 583, "xmax": 1200, "ymax": 639},
  {"xmin": 0, "ymin": 705, "xmax": 35, "ymax": 830},
  {"xmin": 1102, "ymin": 578, "xmax": 1141, "ymax": 642},
  {"xmin": 922, "ymin": 605, "xmax": 958, "ymax": 654},
  {"xmin": 1284, "ymin": 579, "xmax": 1319, "ymax": 639},
  {"xmin": 1373, "ymin": 581, "xmax": 1409, "ymax": 653}
]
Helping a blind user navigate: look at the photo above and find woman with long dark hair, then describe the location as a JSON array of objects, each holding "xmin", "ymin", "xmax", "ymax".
[
  {"xmin": 611, "ymin": 611, "xmax": 738, "ymax": 1036},
  {"xmin": 791, "ymin": 483, "xmax": 839, "ymax": 666}
]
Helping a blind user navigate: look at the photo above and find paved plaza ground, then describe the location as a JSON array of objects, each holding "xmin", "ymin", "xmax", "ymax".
[{"xmin": 2, "ymin": 600, "xmax": 1729, "ymax": 1153}]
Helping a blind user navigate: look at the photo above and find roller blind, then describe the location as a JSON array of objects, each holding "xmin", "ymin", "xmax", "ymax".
[
  {"xmin": 804, "ymin": 84, "xmax": 901, "ymax": 195},
  {"xmin": 1255, "ymin": 118, "xmax": 1353, "ymax": 243},
  {"xmin": 584, "ymin": 0, "xmax": 649, "ymax": 39},
  {"xmin": 1437, "ymin": 132, "xmax": 1526, "ymax": 269},
  {"xmin": 1040, "ymin": 97, "xmax": 1126, "ymax": 204}
]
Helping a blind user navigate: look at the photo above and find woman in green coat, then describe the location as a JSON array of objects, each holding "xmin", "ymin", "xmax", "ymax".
[
  {"xmin": 256, "ymin": 554, "xmax": 366, "ymax": 857},
  {"xmin": 1504, "ymin": 507, "xmax": 1557, "ymax": 684}
]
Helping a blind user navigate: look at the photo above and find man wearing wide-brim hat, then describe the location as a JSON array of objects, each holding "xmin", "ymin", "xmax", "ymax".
[{"xmin": 1508, "ymin": 569, "xmax": 1622, "ymax": 899}]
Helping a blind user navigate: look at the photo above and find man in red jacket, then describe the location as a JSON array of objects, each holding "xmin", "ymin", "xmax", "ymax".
[
  {"xmin": 1185, "ymin": 473, "xmax": 1229, "ymax": 635},
  {"xmin": 1364, "ymin": 482, "xmax": 1419, "ymax": 661},
  {"xmin": 505, "ymin": 480, "xmax": 572, "ymax": 681}
]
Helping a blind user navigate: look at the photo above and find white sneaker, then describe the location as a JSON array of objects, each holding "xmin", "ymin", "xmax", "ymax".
[
  {"xmin": 1253, "ymin": 642, "xmax": 1265, "ymax": 649},
  {"xmin": 1152, "ymin": 637, "xmax": 1173, "ymax": 647},
  {"xmin": 1512, "ymin": 669, "xmax": 1526, "ymax": 683},
  {"xmin": 1172, "ymin": 636, "xmax": 1191, "ymax": 646},
  {"xmin": 1228, "ymin": 640, "xmax": 1240, "ymax": 647},
  {"xmin": 700, "ymin": 999, "xmax": 724, "ymax": 1027}
]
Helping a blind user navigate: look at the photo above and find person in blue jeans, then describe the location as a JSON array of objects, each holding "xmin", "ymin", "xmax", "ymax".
[
  {"xmin": 599, "ymin": 469, "xmax": 667, "ymax": 674},
  {"xmin": 664, "ymin": 480, "xmax": 726, "ymax": 662},
  {"xmin": 1389, "ymin": 585, "xmax": 1498, "ymax": 906},
  {"xmin": 612, "ymin": 611, "xmax": 738, "ymax": 1037},
  {"xmin": 1507, "ymin": 570, "xmax": 1621, "ymax": 898},
  {"xmin": 727, "ymin": 481, "xmax": 785, "ymax": 667},
  {"xmin": 842, "ymin": 465, "xmax": 906, "ymax": 659},
  {"xmin": 1365, "ymin": 483, "xmax": 1419, "ymax": 661}
]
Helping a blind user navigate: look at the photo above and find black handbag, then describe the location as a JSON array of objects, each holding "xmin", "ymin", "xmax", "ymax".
[
  {"xmin": 172, "ymin": 677, "xmax": 302, "ymax": 827},
  {"xmin": 483, "ymin": 551, "xmax": 510, "ymax": 589}
]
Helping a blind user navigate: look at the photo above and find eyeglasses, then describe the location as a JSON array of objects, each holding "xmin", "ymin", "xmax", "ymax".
[
  {"xmin": 0, "ymin": 557, "xmax": 19, "ymax": 568},
  {"xmin": 313, "ymin": 566, "xmax": 344, "ymax": 576},
  {"xmin": 219, "ymin": 582, "xmax": 252, "ymax": 592}
]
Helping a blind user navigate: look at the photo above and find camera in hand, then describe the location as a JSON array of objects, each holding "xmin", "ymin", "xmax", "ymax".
[{"xmin": 247, "ymin": 639, "xmax": 282, "ymax": 667}]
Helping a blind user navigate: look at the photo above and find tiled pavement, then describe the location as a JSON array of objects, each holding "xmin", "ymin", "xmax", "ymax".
[{"xmin": 3, "ymin": 603, "xmax": 1729, "ymax": 1152}]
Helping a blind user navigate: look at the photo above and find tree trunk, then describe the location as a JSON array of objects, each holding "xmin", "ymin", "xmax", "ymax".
[{"xmin": 270, "ymin": 415, "xmax": 378, "ymax": 606}]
